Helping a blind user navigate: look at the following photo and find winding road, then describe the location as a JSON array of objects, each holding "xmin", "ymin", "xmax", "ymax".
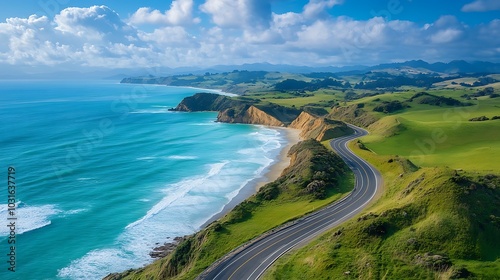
[{"xmin": 199, "ymin": 124, "xmax": 381, "ymax": 280}]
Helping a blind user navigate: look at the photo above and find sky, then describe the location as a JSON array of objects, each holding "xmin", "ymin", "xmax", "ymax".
[{"xmin": 0, "ymin": 0, "xmax": 499, "ymax": 73}]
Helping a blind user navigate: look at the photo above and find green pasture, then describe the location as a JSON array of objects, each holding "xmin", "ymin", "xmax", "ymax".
[{"xmin": 348, "ymin": 90, "xmax": 500, "ymax": 173}]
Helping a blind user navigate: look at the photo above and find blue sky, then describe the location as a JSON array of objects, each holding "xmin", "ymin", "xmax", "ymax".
[{"xmin": 0, "ymin": 0, "xmax": 499, "ymax": 71}]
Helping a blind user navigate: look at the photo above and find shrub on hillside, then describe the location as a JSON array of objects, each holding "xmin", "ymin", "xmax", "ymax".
[{"xmin": 373, "ymin": 100, "xmax": 406, "ymax": 113}]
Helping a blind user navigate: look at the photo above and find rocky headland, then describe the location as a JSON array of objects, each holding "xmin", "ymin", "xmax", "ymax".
[{"xmin": 170, "ymin": 92, "xmax": 357, "ymax": 137}]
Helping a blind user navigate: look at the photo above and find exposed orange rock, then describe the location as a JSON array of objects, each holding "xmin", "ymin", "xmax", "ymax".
[
  {"xmin": 290, "ymin": 111, "xmax": 353, "ymax": 141},
  {"xmin": 217, "ymin": 105, "xmax": 285, "ymax": 126},
  {"xmin": 289, "ymin": 111, "xmax": 324, "ymax": 139}
]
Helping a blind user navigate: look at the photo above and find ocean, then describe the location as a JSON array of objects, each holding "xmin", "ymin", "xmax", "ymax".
[{"xmin": 0, "ymin": 80, "xmax": 287, "ymax": 280}]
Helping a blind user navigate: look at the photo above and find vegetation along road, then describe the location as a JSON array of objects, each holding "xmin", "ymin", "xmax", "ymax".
[{"xmin": 199, "ymin": 124, "xmax": 382, "ymax": 280}]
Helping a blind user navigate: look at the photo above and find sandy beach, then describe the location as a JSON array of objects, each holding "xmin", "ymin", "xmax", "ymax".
[
  {"xmin": 255, "ymin": 127, "xmax": 301, "ymax": 189},
  {"xmin": 201, "ymin": 127, "xmax": 302, "ymax": 227}
]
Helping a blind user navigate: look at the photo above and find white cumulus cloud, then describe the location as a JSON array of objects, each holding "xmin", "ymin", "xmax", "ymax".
[
  {"xmin": 200, "ymin": 0, "xmax": 271, "ymax": 29},
  {"xmin": 129, "ymin": 0, "xmax": 199, "ymax": 25},
  {"xmin": 303, "ymin": 0, "xmax": 343, "ymax": 19},
  {"xmin": 0, "ymin": 3, "xmax": 499, "ymax": 71},
  {"xmin": 462, "ymin": 0, "xmax": 500, "ymax": 12},
  {"xmin": 139, "ymin": 26, "xmax": 198, "ymax": 47},
  {"xmin": 430, "ymin": 29, "xmax": 463, "ymax": 44},
  {"xmin": 55, "ymin": 5, "xmax": 138, "ymax": 43}
]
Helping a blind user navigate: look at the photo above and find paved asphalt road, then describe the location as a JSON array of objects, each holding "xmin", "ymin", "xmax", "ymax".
[{"xmin": 199, "ymin": 124, "xmax": 381, "ymax": 280}]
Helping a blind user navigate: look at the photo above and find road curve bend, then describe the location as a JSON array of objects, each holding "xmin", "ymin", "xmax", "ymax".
[{"xmin": 199, "ymin": 124, "xmax": 381, "ymax": 280}]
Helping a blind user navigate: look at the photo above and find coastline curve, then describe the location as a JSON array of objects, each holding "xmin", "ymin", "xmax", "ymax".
[{"xmin": 198, "ymin": 124, "xmax": 381, "ymax": 280}]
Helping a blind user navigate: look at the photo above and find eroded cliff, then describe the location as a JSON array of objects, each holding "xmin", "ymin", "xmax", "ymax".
[
  {"xmin": 218, "ymin": 105, "xmax": 285, "ymax": 126},
  {"xmin": 171, "ymin": 93, "xmax": 356, "ymax": 141},
  {"xmin": 172, "ymin": 93, "xmax": 300, "ymax": 127},
  {"xmin": 171, "ymin": 92, "xmax": 246, "ymax": 112},
  {"xmin": 290, "ymin": 111, "xmax": 354, "ymax": 141}
]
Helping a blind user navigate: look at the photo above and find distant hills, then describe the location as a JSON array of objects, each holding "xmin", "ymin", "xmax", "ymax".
[
  {"xmin": 105, "ymin": 60, "xmax": 500, "ymax": 78},
  {"xmin": 139, "ymin": 60, "xmax": 500, "ymax": 76},
  {"xmin": 204, "ymin": 60, "xmax": 500, "ymax": 75},
  {"xmin": 369, "ymin": 60, "xmax": 500, "ymax": 74},
  {"xmin": 1, "ymin": 60, "xmax": 499, "ymax": 79}
]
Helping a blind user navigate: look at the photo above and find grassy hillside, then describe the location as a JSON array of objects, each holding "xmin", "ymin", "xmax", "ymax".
[
  {"xmin": 264, "ymin": 88, "xmax": 500, "ymax": 279},
  {"xmin": 265, "ymin": 144, "xmax": 500, "ymax": 279},
  {"xmin": 105, "ymin": 140, "xmax": 354, "ymax": 280},
  {"xmin": 346, "ymin": 89, "xmax": 500, "ymax": 173}
]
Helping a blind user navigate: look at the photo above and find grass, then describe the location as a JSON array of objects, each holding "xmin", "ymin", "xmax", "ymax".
[
  {"xmin": 346, "ymin": 89, "xmax": 500, "ymax": 173},
  {"xmin": 434, "ymin": 78, "xmax": 478, "ymax": 88},
  {"xmin": 263, "ymin": 88, "xmax": 500, "ymax": 280},
  {"xmin": 180, "ymin": 183, "xmax": 353, "ymax": 273},
  {"xmin": 265, "ymin": 142, "xmax": 500, "ymax": 280},
  {"xmin": 250, "ymin": 89, "xmax": 343, "ymax": 109},
  {"xmin": 155, "ymin": 191, "xmax": 354, "ymax": 280}
]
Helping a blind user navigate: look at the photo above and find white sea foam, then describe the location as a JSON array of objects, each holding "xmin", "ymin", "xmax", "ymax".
[
  {"xmin": 64, "ymin": 208, "xmax": 89, "ymax": 215},
  {"xmin": 0, "ymin": 203, "xmax": 60, "ymax": 235},
  {"xmin": 58, "ymin": 161, "xmax": 234, "ymax": 279},
  {"xmin": 57, "ymin": 127, "xmax": 287, "ymax": 279},
  {"xmin": 58, "ymin": 249, "xmax": 137, "ymax": 280},
  {"xmin": 126, "ymin": 161, "xmax": 229, "ymax": 230},
  {"xmin": 190, "ymin": 122, "xmax": 219, "ymax": 126},
  {"xmin": 152, "ymin": 105, "xmax": 172, "ymax": 108},
  {"xmin": 250, "ymin": 129, "xmax": 283, "ymax": 153},
  {"xmin": 136, "ymin": 156, "xmax": 157, "ymax": 161},
  {"xmin": 237, "ymin": 148, "xmax": 255, "ymax": 155},
  {"xmin": 77, "ymin": 177, "xmax": 93, "ymax": 181},
  {"xmin": 131, "ymin": 109, "xmax": 173, "ymax": 114},
  {"xmin": 167, "ymin": 155, "xmax": 198, "ymax": 160}
]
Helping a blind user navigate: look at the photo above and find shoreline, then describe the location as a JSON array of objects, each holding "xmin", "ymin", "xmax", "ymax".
[
  {"xmin": 201, "ymin": 127, "xmax": 301, "ymax": 227},
  {"xmin": 184, "ymin": 87, "xmax": 237, "ymax": 97},
  {"xmin": 149, "ymin": 127, "xmax": 301, "ymax": 260},
  {"xmin": 118, "ymin": 81, "xmax": 237, "ymax": 97}
]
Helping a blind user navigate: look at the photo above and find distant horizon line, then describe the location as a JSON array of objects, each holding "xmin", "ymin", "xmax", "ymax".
[{"xmin": 1, "ymin": 59, "xmax": 499, "ymax": 80}]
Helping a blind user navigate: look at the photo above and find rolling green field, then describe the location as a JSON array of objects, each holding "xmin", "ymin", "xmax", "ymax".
[
  {"xmin": 245, "ymin": 86, "xmax": 500, "ymax": 173},
  {"xmin": 257, "ymin": 86, "xmax": 500, "ymax": 279},
  {"xmin": 249, "ymin": 89, "xmax": 343, "ymax": 109},
  {"xmin": 350, "ymin": 90, "xmax": 500, "ymax": 173},
  {"xmin": 265, "ymin": 143, "xmax": 500, "ymax": 280}
]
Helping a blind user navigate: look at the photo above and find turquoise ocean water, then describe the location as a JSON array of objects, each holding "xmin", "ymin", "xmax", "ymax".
[{"xmin": 0, "ymin": 81, "xmax": 286, "ymax": 280}]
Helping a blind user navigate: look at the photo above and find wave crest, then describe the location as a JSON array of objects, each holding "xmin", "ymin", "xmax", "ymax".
[{"xmin": 0, "ymin": 203, "xmax": 59, "ymax": 235}]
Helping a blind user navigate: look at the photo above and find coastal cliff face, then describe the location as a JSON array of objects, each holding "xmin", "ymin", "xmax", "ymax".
[
  {"xmin": 172, "ymin": 93, "xmax": 300, "ymax": 127},
  {"xmin": 290, "ymin": 111, "xmax": 325, "ymax": 139},
  {"xmin": 171, "ymin": 93, "xmax": 356, "ymax": 140},
  {"xmin": 218, "ymin": 105, "xmax": 285, "ymax": 126},
  {"xmin": 290, "ymin": 111, "xmax": 354, "ymax": 141},
  {"xmin": 172, "ymin": 92, "xmax": 243, "ymax": 112}
]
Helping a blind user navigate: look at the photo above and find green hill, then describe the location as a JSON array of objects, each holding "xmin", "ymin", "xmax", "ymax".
[
  {"xmin": 265, "ymin": 89, "xmax": 500, "ymax": 279},
  {"xmin": 354, "ymin": 90, "xmax": 500, "ymax": 173},
  {"xmin": 408, "ymin": 92, "xmax": 470, "ymax": 107},
  {"xmin": 265, "ymin": 151, "xmax": 500, "ymax": 279}
]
